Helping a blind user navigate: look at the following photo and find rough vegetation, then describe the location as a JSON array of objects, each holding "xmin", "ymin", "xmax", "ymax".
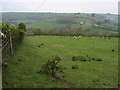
[
  {"xmin": 38, "ymin": 55, "xmax": 65, "ymax": 77},
  {"xmin": 72, "ymin": 55, "xmax": 103, "ymax": 62}
]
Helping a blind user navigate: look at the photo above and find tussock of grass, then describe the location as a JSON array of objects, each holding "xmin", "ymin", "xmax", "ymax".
[{"xmin": 72, "ymin": 55, "xmax": 103, "ymax": 62}]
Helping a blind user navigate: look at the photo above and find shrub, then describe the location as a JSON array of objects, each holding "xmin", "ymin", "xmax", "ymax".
[{"xmin": 38, "ymin": 55, "xmax": 65, "ymax": 77}]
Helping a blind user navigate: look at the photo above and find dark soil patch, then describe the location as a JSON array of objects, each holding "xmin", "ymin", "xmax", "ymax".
[{"xmin": 52, "ymin": 76, "xmax": 80, "ymax": 88}]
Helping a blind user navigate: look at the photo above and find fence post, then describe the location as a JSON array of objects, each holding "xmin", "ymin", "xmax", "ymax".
[{"xmin": 9, "ymin": 29, "xmax": 13, "ymax": 54}]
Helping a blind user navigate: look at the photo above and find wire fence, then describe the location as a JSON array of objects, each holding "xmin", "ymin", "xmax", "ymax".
[
  {"xmin": 1, "ymin": 29, "xmax": 24, "ymax": 62},
  {"xmin": 2, "ymin": 31, "xmax": 11, "ymax": 61}
]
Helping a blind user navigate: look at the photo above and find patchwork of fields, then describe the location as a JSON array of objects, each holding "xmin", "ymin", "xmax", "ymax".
[
  {"xmin": 1, "ymin": 12, "xmax": 118, "ymax": 34},
  {"xmin": 27, "ymin": 22, "xmax": 118, "ymax": 33},
  {"xmin": 3, "ymin": 36, "xmax": 118, "ymax": 88}
]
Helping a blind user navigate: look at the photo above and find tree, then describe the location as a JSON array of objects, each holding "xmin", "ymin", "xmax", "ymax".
[
  {"xmin": 18, "ymin": 23, "xmax": 26, "ymax": 31},
  {"xmin": 91, "ymin": 13, "xmax": 95, "ymax": 17}
]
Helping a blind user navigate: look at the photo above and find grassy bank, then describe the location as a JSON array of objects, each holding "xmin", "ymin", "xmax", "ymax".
[{"xmin": 3, "ymin": 36, "xmax": 118, "ymax": 88}]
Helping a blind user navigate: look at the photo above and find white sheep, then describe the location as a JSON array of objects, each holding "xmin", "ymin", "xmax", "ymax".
[
  {"xmin": 73, "ymin": 36, "xmax": 78, "ymax": 39},
  {"xmin": 78, "ymin": 35, "xmax": 82, "ymax": 38},
  {"xmin": 73, "ymin": 36, "xmax": 82, "ymax": 39}
]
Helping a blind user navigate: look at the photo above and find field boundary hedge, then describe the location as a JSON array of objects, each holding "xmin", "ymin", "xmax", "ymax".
[{"xmin": 1, "ymin": 23, "xmax": 25, "ymax": 61}]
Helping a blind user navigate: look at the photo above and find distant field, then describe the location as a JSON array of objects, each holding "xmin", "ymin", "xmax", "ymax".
[
  {"xmin": 27, "ymin": 22, "xmax": 67, "ymax": 30},
  {"xmin": 14, "ymin": 20, "xmax": 37, "ymax": 23},
  {"xmin": 26, "ymin": 21, "xmax": 118, "ymax": 33},
  {"xmin": 3, "ymin": 36, "xmax": 118, "ymax": 88}
]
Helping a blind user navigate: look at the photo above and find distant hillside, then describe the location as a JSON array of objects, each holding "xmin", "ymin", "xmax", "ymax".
[
  {"xmin": 1, "ymin": 12, "xmax": 117, "ymax": 23},
  {"xmin": 1, "ymin": 12, "xmax": 118, "ymax": 34},
  {"xmin": 95, "ymin": 13, "xmax": 118, "ymax": 23}
]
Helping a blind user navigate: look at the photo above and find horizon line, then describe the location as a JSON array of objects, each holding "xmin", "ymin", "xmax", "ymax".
[{"xmin": 0, "ymin": 11, "xmax": 118, "ymax": 15}]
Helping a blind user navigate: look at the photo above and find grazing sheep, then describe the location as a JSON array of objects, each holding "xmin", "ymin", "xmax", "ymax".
[
  {"xmin": 73, "ymin": 35, "xmax": 82, "ymax": 39},
  {"xmin": 73, "ymin": 36, "xmax": 78, "ymax": 39},
  {"xmin": 78, "ymin": 35, "xmax": 82, "ymax": 38}
]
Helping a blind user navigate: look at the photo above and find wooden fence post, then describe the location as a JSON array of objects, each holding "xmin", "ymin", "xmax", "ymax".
[{"xmin": 9, "ymin": 29, "xmax": 13, "ymax": 54}]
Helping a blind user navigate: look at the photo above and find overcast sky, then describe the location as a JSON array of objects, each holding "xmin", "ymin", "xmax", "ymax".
[{"xmin": 0, "ymin": 0, "xmax": 119, "ymax": 14}]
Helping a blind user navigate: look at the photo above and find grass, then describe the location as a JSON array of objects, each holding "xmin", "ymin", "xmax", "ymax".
[
  {"xmin": 27, "ymin": 22, "xmax": 67, "ymax": 30},
  {"xmin": 27, "ymin": 21, "xmax": 118, "ymax": 34},
  {"xmin": 14, "ymin": 20, "xmax": 37, "ymax": 24},
  {"xmin": 3, "ymin": 36, "xmax": 118, "ymax": 88}
]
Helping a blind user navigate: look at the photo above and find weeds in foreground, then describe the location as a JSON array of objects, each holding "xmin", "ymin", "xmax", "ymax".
[{"xmin": 38, "ymin": 55, "xmax": 65, "ymax": 77}]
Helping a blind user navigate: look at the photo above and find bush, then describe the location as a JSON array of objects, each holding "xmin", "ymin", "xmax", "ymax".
[
  {"xmin": 18, "ymin": 22, "xmax": 26, "ymax": 31},
  {"xmin": 38, "ymin": 55, "xmax": 65, "ymax": 76}
]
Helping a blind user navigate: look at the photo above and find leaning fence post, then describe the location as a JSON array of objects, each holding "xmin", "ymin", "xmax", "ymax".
[{"xmin": 9, "ymin": 29, "xmax": 13, "ymax": 54}]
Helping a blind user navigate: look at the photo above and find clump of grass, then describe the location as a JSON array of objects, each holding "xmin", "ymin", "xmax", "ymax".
[
  {"xmin": 41, "ymin": 43, "xmax": 44, "ymax": 45},
  {"xmin": 72, "ymin": 65, "xmax": 78, "ymax": 70},
  {"xmin": 18, "ymin": 58, "xmax": 23, "ymax": 62},
  {"xmin": 72, "ymin": 55, "xmax": 103, "ymax": 62},
  {"xmin": 96, "ymin": 58, "xmax": 102, "ymax": 61},
  {"xmin": 72, "ymin": 56, "xmax": 78, "ymax": 61},
  {"xmin": 38, "ymin": 45, "xmax": 41, "ymax": 48},
  {"xmin": 112, "ymin": 49, "xmax": 115, "ymax": 52},
  {"xmin": 72, "ymin": 55, "xmax": 89, "ymax": 62},
  {"xmin": 38, "ymin": 43, "xmax": 44, "ymax": 48}
]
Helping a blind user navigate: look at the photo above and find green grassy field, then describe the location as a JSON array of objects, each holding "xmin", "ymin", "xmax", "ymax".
[
  {"xmin": 26, "ymin": 21, "xmax": 118, "ymax": 33},
  {"xmin": 14, "ymin": 20, "xmax": 37, "ymax": 23},
  {"xmin": 3, "ymin": 36, "xmax": 118, "ymax": 88},
  {"xmin": 27, "ymin": 22, "xmax": 67, "ymax": 30}
]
